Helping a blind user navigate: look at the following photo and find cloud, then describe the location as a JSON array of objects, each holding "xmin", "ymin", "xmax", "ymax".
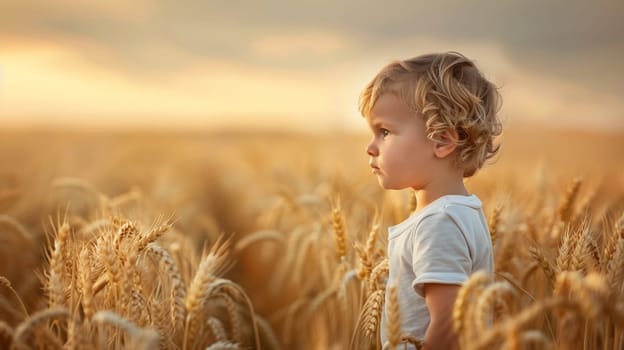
[
  {"xmin": 2, "ymin": 0, "xmax": 622, "ymax": 81},
  {"xmin": 249, "ymin": 30, "xmax": 349, "ymax": 59},
  {"xmin": 0, "ymin": 41, "xmax": 357, "ymax": 130},
  {"xmin": 1, "ymin": 0, "xmax": 622, "ymax": 128}
]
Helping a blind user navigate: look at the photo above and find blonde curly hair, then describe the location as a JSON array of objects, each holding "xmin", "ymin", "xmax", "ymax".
[{"xmin": 359, "ymin": 51, "xmax": 503, "ymax": 177}]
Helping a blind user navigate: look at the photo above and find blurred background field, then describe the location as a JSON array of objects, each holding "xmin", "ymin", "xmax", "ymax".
[
  {"xmin": 1, "ymin": 124, "xmax": 622, "ymax": 206},
  {"xmin": 0, "ymin": 124, "xmax": 622, "ymax": 349}
]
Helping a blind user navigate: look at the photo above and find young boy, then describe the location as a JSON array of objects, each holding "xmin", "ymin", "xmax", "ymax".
[{"xmin": 360, "ymin": 52, "xmax": 502, "ymax": 349}]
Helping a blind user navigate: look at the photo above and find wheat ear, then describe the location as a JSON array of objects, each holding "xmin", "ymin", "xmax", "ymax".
[
  {"xmin": 184, "ymin": 237, "xmax": 231, "ymax": 349},
  {"xmin": 453, "ymin": 271, "xmax": 489, "ymax": 336},
  {"xmin": 0, "ymin": 321, "xmax": 13, "ymax": 349},
  {"xmin": 557, "ymin": 177, "xmax": 582, "ymax": 223},
  {"xmin": 331, "ymin": 197, "xmax": 348, "ymax": 260},
  {"xmin": 488, "ymin": 204, "xmax": 503, "ymax": 243},
  {"xmin": 0, "ymin": 276, "xmax": 28, "ymax": 317},
  {"xmin": 12, "ymin": 307, "xmax": 69, "ymax": 349},
  {"xmin": 147, "ymin": 243, "xmax": 186, "ymax": 330},
  {"xmin": 0, "ymin": 215, "xmax": 34, "ymax": 244},
  {"xmin": 93, "ymin": 311, "xmax": 159, "ymax": 350},
  {"xmin": 385, "ymin": 284, "xmax": 401, "ymax": 348},
  {"xmin": 234, "ymin": 230, "xmax": 284, "ymax": 253}
]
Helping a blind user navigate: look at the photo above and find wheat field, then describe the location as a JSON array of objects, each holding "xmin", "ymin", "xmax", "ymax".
[{"xmin": 0, "ymin": 126, "xmax": 623, "ymax": 350}]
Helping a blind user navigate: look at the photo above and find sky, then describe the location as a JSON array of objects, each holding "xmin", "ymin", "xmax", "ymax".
[{"xmin": 1, "ymin": 0, "xmax": 623, "ymax": 131}]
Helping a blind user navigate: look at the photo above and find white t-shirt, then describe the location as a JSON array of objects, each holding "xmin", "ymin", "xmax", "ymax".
[{"xmin": 379, "ymin": 194, "xmax": 493, "ymax": 347}]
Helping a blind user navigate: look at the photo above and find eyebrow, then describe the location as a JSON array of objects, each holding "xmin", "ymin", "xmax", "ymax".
[{"xmin": 368, "ymin": 115, "xmax": 397, "ymax": 128}]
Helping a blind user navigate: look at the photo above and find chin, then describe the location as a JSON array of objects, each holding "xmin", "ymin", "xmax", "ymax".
[{"xmin": 378, "ymin": 180, "xmax": 402, "ymax": 190}]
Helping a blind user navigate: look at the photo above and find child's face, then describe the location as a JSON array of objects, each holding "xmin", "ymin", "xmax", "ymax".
[{"xmin": 365, "ymin": 93, "xmax": 437, "ymax": 190}]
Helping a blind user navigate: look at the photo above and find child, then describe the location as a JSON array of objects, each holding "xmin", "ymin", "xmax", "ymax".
[{"xmin": 359, "ymin": 52, "xmax": 502, "ymax": 349}]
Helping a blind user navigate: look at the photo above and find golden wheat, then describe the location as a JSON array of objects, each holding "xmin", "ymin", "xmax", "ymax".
[{"xmin": 0, "ymin": 130, "xmax": 622, "ymax": 349}]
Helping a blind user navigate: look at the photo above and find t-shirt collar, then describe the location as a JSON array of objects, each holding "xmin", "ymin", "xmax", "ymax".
[{"xmin": 387, "ymin": 194, "xmax": 481, "ymax": 238}]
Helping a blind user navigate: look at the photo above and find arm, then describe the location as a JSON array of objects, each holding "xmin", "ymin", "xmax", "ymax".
[{"xmin": 422, "ymin": 283, "xmax": 460, "ymax": 350}]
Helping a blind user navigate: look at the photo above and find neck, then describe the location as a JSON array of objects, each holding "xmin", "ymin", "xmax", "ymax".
[{"xmin": 413, "ymin": 176, "xmax": 469, "ymax": 213}]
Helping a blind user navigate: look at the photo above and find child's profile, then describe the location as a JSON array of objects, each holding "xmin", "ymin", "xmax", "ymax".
[{"xmin": 360, "ymin": 51, "xmax": 502, "ymax": 349}]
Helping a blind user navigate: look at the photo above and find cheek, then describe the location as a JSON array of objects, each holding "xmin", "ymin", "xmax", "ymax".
[
  {"xmin": 379, "ymin": 144, "xmax": 404, "ymax": 168},
  {"xmin": 383, "ymin": 140, "xmax": 409, "ymax": 159}
]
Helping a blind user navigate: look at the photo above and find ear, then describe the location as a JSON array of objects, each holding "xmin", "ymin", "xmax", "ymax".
[{"xmin": 433, "ymin": 129, "xmax": 459, "ymax": 159}]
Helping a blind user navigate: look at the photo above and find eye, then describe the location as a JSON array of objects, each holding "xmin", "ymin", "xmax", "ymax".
[{"xmin": 380, "ymin": 128, "xmax": 390, "ymax": 138}]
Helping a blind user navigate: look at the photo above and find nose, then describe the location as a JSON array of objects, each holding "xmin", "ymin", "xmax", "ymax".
[{"xmin": 366, "ymin": 140, "xmax": 378, "ymax": 157}]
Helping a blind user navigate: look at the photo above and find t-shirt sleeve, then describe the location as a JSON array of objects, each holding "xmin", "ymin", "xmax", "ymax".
[{"xmin": 411, "ymin": 212, "xmax": 472, "ymax": 298}]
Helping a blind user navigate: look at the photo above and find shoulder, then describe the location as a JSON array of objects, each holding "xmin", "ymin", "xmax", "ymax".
[
  {"xmin": 397, "ymin": 211, "xmax": 465, "ymax": 257},
  {"xmin": 414, "ymin": 195, "xmax": 482, "ymax": 231},
  {"xmin": 390, "ymin": 195, "xmax": 482, "ymax": 242},
  {"xmin": 414, "ymin": 210, "xmax": 462, "ymax": 237},
  {"xmin": 421, "ymin": 196, "xmax": 484, "ymax": 236}
]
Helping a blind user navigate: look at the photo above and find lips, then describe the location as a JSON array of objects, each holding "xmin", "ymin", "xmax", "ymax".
[{"xmin": 370, "ymin": 164, "xmax": 380, "ymax": 173}]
